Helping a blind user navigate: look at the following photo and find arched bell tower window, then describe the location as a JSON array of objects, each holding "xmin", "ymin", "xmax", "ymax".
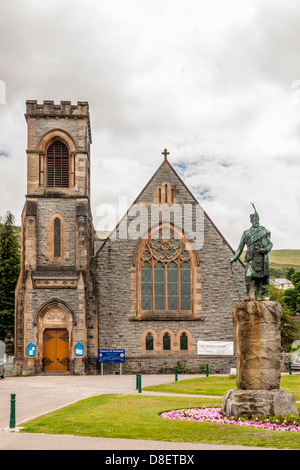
[{"xmin": 47, "ymin": 140, "xmax": 69, "ymax": 188}]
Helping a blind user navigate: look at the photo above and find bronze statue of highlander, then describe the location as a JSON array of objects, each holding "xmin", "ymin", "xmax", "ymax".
[
  {"xmin": 229, "ymin": 203, "xmax": 273, "ymax": 300},
  {"xmin": 223, "ymin": 203, "xmax": 298, "ymax": 418}
]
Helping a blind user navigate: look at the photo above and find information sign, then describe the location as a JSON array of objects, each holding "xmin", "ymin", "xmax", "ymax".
[
  {"xmin": 26, "ymin": 343, "xmax": 36, "ymax": 357},
  {"xmin": 98, "ymin": 349, "xmax": 125, "ymax": 363},
  {"xmin": 75, "ymin": 342, "xmax": 84, "ymax": 356},
  {"xmin": 197, "ymin": 341, "xmax": 234, "ymax": 356}
]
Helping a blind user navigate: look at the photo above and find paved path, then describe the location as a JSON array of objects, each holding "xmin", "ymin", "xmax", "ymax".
[
  {"xmin": 0, "ymin": 375, "xmax": 276, "ymax": 450},
  {"xmin": 0, "ymin": 431, "xmax": 273, "ymax": 451}
]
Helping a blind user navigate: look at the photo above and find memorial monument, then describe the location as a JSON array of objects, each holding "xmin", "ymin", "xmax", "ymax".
[{"xmin": 222, "ymin": 205, "xmax": 298, "ymax": 417}]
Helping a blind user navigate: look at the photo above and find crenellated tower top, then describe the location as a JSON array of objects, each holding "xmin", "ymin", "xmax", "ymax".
[{"xmin": 25, "ymin": 100, "xmax": 92, "ymax": 198}]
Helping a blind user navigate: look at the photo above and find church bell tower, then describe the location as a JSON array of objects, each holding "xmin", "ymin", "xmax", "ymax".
[{"xmin": 14, "ymin": 100, "xmax": 97, "ymax": 375}]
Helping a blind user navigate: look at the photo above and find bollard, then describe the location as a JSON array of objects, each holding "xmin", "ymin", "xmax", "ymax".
[
  {"xmin": 136, "ymin": 373, "xmax": 139, "ymax": 389},
  {"xmin": 9, "ymin": 393, "xmax": 16, "ymax": 428},
  {"xmin": 175, "ymin": 366, "xmax": 178, "ymax": 382},
  {"xmin": 289, "ymin": 361, "xmax": 292, "ymax": 375},
  {"xmin": 138, "ymin": 373, "xmax": 142, "ymax": 393},
  {"xmin": 206, "ymin": 364, "xmax": 209, "ymax": 377}
]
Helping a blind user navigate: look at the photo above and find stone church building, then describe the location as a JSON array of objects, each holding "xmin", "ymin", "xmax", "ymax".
[{"xmin": 14, "ymin": 100, "xmax": 245, "ymax": 375}]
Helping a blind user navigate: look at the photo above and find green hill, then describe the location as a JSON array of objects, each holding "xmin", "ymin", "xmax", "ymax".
[
  {"xmin": 242, "ymin": 249, "xmax": 300, "ymax": 271},
  {"xmin": 268, "ymin": 250, "xmax": 300, "ymax": 270}
]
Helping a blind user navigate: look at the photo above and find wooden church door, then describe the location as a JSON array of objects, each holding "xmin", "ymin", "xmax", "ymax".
[{"xmin": 43, "ymin": 329, "xmax": 69, "ymax": 372}]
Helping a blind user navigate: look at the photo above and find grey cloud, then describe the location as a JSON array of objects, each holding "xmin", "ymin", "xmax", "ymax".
[
  {"xmin": 209, "ymin": 1, "xmax": 300, "ymax": 90},
  {"xmin": 0, "ymin": 0, "xmax": 299, "ymax": 248}
]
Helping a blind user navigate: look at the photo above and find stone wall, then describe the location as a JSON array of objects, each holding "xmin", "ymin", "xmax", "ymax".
[
  {"xmin": 36, "ymin": 198, "xmax": 77, "ymax": 266},
  {"xmin": 25, "ymin": 100, "xmax": 91, "ymax": 153},
  {"xmin": 25, "ymin": 100, "xmax": 91, "ymax": 198}
]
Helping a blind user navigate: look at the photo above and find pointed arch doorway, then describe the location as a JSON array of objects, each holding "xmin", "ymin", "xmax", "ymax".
[
  {"xmin": 43, "ymin": 329, "xmax": 69, "ymax": 372},
  {"xmin": 36, "ymin": 301, "xmax": 73, "ymax": 373}
]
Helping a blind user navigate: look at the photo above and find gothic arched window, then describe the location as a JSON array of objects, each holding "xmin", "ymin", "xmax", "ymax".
[
  {"xmin": 163, "ymin": 333, "xmax": 171, "ymax": 350},
  {"xmin": 139, "ymin": 227, "xmax": 193, "ymax": 314},
  {"xmin": 47, "ymin": 140, "xmax": 69, "ymax": 188},
  {"xmin": 54, "ymin": 217, "xmax": 61, "ymax": 257},
  {"xmin": 145, "ymin": 332, "xmax": 154, "ymax": 351},
  {"xmin": 180, "ymin": 332, "xmax": 188, "ymax": 350}
]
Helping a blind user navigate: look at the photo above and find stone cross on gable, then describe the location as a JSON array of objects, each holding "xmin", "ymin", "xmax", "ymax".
[{"xmin": 162, "ymin": 148, "xmax": 170, "ymax": 161}]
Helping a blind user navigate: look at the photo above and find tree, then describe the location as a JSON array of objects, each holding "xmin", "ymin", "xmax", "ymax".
[
  {"xmin": 283, "ymin": 287, "xmax": 300, "ymax": 314},
  {"xmin": 286, "ymin": 267, "xmax": 296, "ymax": 280},
  {"xmin": 283, "ymin": 271, "xmax": 300, "ymax": 315},
  {"xmin": 270, "ymin": 266, "xmax": 296, "ymax": 280},
  {"xmin": 267, "ymin": 284, "xmax": 298, "ymax": 350},
  {"xmin": 0, "ymin": 212, "xmax": 21, "ymax": 354}
]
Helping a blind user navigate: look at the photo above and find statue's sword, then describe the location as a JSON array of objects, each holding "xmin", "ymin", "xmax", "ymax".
[{"xmin": 230, "ymin": 261, "xmax": 241, "ymax": 301}]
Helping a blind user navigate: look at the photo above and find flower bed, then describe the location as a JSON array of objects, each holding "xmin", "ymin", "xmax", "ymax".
[{"xmin": 161, "ymin": 407, "xmax": 300, "ymax": 432}]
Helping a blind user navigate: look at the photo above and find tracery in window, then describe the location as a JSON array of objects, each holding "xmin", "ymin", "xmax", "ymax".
[{"xmin": 140, "ymin": 227, "xmax": 192, "ymax": 314}]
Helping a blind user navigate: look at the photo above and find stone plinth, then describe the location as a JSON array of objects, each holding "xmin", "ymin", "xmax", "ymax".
[
  {"xmin": 233, "ymin": 300, "xmax": 282, "ymax": 390},
  {"xmin": 222, "ymin": 389, "xmax": 298, "ymax": 417},
  {"xmin": 222, "ymin": 300, "xmax": 298, "ymax": 417}
]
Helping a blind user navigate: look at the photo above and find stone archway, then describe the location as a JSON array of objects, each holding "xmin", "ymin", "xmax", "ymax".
[{"xmin": 36, "ymin": 301, "xmax": 74, "ymax": 373}]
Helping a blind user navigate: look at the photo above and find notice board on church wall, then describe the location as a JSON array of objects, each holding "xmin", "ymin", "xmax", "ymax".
[{"xmin": 197, "ymin": 341, "xmax": 234, "ymax": 356}]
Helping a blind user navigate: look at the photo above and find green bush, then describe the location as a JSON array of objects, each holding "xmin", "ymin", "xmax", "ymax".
[{"xmin": 176, "ymin": 360, "xmax": 192, "ymax": 374}]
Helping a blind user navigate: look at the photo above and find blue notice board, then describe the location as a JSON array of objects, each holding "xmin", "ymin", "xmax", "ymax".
[
  {"xmin": 27, "ymin": 343, "xmax": 36, "ymax": 357},
  {"xmin": 98, "ymin": 349, "xmax": 125, "ymax": 363},
  {"xmin": 75, "ymin": 342, "xmax": 84, "ymax": 356}
]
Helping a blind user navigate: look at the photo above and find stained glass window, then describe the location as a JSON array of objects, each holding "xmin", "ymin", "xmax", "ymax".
[
  {"xmin": 167, "ymin": 262, "xmax": 178, "ymax": 310},
  {"xmin": 163, "ymin": 333, "xmax": 171, "ymax": 350},
  {"xmin": 154, "ymin": 262, "xmax": 165, "ymax": 310},
  {"xmin": 145, "ymin": 333, "xmax": 154, "ymax": 350},
  {"xmin": 180, "ymin": 332, "xmax": 188, "ymax": 350},
  {"xmin": 141, "ymin": 263, "xmax": 152, "ymax": 310},
  {"xmin": 140, "ymin": 228, "xmax": 192, "ymax": 313},
  {"xmin": 180, "ymin": 263, "xmax": 191, "ymax": 310}
]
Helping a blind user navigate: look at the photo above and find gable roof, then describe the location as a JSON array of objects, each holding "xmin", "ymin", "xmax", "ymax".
[{"xmin": 94, "ymin": 154, "xmax": 239, "ymax": 260}]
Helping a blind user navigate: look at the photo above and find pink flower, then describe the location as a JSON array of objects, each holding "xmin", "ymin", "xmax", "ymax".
[{"xmin": 161, "ymin": 408, "xmax": 300, "ymax": 432}]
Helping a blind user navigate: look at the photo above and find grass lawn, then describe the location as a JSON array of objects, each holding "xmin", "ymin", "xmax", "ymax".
[
  {"xmin": 144, "ymin": 376, "xmax": 238, "ymax": 397},
  {"xmin": 20, "ymin": 376, "xmax": 300, "ymax": 450},
  {"xmin": 143, "ymin": 374, "xmax": 300, "ymax": 401}
]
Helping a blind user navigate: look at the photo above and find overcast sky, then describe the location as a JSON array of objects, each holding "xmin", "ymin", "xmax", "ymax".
[{"xmin": 0, "ymin": 0, "xmax": 300, "ymax": 249}]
